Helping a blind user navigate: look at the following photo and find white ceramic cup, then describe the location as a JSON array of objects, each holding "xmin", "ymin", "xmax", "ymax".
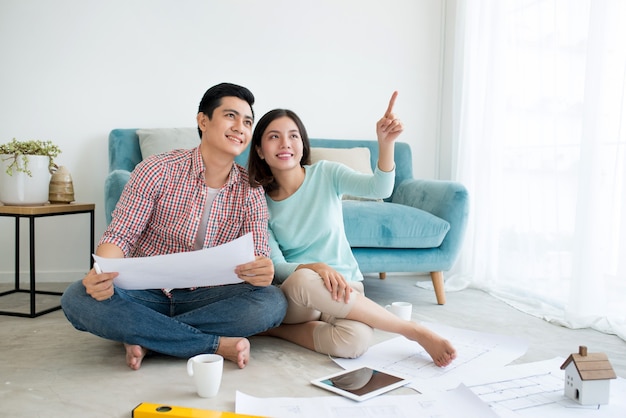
[
  {"xmin": 187, "ymin": 354, "xmax": 223, "ymax": 398},
  {"xmin": 385, "ymin": 301, "xmax": 413, "ymax": 321}
]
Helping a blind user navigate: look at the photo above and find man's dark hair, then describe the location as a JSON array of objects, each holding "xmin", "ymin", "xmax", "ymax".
[{"xmin": 197, "ymin": 83, "xmax": 255, "ymax": 137}]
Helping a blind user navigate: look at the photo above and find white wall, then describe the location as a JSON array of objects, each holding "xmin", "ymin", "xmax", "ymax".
[{"xmin": 0, "ymin": 0, "xmax": 447, "ymax": 282}]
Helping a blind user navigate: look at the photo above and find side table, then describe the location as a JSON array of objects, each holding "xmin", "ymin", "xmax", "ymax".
[{"xmin": 0, "ymin": 203, "xmax": 95, "ymax": 317}]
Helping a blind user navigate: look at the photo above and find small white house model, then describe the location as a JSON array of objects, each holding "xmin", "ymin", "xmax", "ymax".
[{"xmin": 560, "ymin": 345, "xmax": 616, "ymax": 405}]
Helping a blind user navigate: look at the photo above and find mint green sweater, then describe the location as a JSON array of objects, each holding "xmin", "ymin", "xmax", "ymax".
[{"xmin": 267, "ymin": 160, "xmax": 395, "ymax": 283}]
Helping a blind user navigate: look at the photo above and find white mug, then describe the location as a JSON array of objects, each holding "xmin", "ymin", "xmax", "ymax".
[
  {"xmin": 187, "ymin": 354, "xmax": 223, "ymax": 398},
  {"xmin": 385, "ymin": 301, "xmax": 412, "ymax": 321}
]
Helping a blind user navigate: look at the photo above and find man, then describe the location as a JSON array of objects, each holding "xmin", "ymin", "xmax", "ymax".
[{"xmin": 61, "ymin": 83, "xmax": 287, "ymax": 370}]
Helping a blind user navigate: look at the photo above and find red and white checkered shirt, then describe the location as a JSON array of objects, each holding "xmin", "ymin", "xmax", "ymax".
[{"xmin": 101, "ymin": 147, "xmax": 269, "ymax": 260}]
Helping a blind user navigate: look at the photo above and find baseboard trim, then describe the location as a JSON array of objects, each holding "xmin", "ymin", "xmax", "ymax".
[{"xmin": 0, "ymin": 270, "xmax": 85, "ymax": 284}]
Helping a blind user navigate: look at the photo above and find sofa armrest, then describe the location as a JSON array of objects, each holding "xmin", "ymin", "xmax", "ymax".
[
  {"xmin": 392, "ymin": 179, "xmax": 469, "ymax": 267},
  {"xmin": 104, "ymin": 169, "xmax": 131, "ymax": 225},
  {"xmin": 109, "ymin": 129, "xmax": 142, "ymax": 172}
]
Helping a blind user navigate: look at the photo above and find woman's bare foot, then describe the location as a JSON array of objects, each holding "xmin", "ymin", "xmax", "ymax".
[
  {"xmin": 216, "ymin": 337, "xmax": 250, "ymax": 369},
  {"xmin": 409, "ymin": 325, "xmax": 457, "ymax": 367},
  {"xmin": 124, "ymin": 343, "xmax": 148, "ymax": 370}
]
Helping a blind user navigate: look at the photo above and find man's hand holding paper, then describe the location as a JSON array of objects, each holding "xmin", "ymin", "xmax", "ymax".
[{"xmin": 235, "ymin": 255, "xmax": 275, "ymax": 286}]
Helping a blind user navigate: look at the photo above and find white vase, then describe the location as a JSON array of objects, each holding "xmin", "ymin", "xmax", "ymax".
[{"xmin": 0, "ymin": 154, "xmax": 52, "ymax": 205}]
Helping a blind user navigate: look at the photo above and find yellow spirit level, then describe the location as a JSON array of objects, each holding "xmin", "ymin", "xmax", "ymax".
[{"xmin": 132, "ymin": 403, "xmax": 267, "ymax": 418}]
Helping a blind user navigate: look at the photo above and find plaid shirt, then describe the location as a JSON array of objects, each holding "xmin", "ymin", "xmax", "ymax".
[{"xmin": 101, "ymin": 147, "xmax": 269, "ymax": 260}]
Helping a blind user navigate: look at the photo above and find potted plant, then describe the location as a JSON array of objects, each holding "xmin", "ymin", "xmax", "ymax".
[{"xmin": 0, "ymin": 138, "xmax": 62, "ymax": 205}]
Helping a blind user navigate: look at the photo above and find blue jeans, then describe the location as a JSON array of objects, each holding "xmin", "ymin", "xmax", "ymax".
[{"xmin": 61, "ymin": 281, "xmax": 287, "ymax": 358}]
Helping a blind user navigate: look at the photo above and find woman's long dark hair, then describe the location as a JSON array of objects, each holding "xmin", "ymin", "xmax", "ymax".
[{"xmin": 247, "ymin": 109, "xmax": 311, "ymax": 193}]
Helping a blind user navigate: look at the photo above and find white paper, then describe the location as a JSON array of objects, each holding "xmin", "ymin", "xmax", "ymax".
[
  {"xmin": 463, "ymin": 357, "xmax": 626, "ymax": 418},
  {"xmin": 93, "ymin": 233, "xmax": 254, "ymax": 290},
  {"xmin": 235, "ymin": 384, "xmax": 498, "ymax": 418},
  {"xmin": 333, "ymin": 322, "xmax": 529, "ymax": 392}
]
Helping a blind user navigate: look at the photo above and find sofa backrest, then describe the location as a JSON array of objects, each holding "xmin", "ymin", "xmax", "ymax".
[{"xmin": 108, "ymin": 128, "xmax": 414, "ymax": 197}]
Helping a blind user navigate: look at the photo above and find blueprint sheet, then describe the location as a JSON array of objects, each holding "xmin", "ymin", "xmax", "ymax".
[
  {"xmin": 235, "ymin": 324, "xmax": 624, "ymax": 417},
  {"xmin": 333, "ymin": 322, "xmax": 529, "ymax": 392},
  {"xmin": 236, "ymin": 384, "xmax": 498, "ymax": 418},
  {"xmin": 463, "ymin": 357, "xmax": 626, "ymax": 417},
  {"xmin": 93, "ymin": 233, "xmax": 254, "ymax": 290}
]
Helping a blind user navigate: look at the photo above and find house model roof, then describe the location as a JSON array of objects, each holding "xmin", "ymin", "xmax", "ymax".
[{"xmin": 560, "ymin": 345, "xmax": 617, "ymax": 381}]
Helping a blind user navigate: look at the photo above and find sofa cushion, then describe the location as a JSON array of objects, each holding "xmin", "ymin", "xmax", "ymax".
[
  {"xmin": 310, "ymin": 147, "xmax": 381, "ymax": 202},
  {"xmin": 310, "ymin": 147, "xmax": 373, "ymax": 174},
  {"xmin": 137, "ymin": 127, "xmax": 200, "ymax": 158},
  {"xmin": 342, "ymin": 200, "xmax": 450, "ymax": 249}
]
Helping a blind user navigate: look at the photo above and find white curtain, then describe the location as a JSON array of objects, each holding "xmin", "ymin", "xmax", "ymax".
[{"xmin": 448, "ymin": 0, "xmax": 626, "ymax": 341}]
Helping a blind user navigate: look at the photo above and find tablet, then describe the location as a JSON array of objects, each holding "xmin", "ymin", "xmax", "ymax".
[{"xmin": 310, "ymin": 367, "xmax": 411, "ymax": 402}]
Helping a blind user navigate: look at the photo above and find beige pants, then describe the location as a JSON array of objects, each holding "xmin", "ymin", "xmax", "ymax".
[{"xmin": 279, "ymin": 268, "xmax": 373, "ymax": 358}]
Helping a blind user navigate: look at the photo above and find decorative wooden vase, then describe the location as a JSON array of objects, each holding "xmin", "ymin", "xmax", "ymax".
[{"xmin": 48, "ymin": 165, "xmax": 75, "ymax": 204}]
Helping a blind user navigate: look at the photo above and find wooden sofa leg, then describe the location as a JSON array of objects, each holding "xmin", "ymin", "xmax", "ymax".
[
  {"xmin": 430, "ymin": 271, "xmax": 446, "ymax": 305},
  {"xmin": 379, "ymin": 272, "xmax": 386, "ymax": 280}
]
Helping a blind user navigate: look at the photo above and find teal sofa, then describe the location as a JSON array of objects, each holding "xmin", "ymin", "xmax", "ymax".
[{"xmin": 105, "ymin": 129, "xmax": 469, "ymax": 304}]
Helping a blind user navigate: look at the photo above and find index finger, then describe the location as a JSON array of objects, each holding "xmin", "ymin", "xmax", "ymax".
[{"xmin": 384, "ymin": 91, "xmax": 398, "ymax": 116}]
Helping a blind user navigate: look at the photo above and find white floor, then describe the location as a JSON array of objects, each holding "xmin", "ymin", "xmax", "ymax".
[{"xmin": 1, "ymin": 274, "xmax": 624, "ymax": 418}]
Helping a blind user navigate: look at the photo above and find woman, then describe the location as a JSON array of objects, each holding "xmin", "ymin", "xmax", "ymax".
[{"xmin": 246, "ymin": 92, "xmax": 456, "ymax": 367}]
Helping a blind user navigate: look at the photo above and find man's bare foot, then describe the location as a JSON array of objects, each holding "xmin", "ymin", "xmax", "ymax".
[
  {"xmin": 124, "ymin": 343, "xmax": 148, "ymax": 370},
  {"xmin": 410, "ymin": 326, "xmax": 457, "ymax": 367},
  {"xmin": 216, "ymin": 337, "xmax": 250, "ymax": 369}
]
